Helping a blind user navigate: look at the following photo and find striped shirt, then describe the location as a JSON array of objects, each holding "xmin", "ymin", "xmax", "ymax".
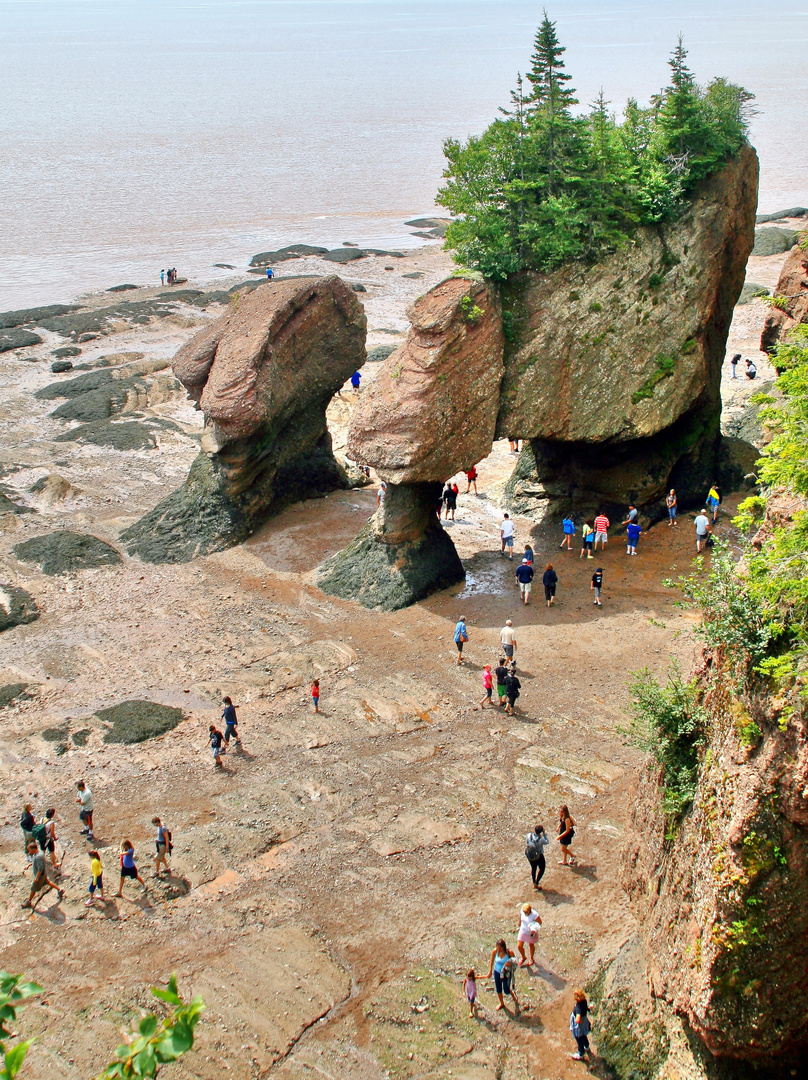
[{"xmin": 594, "ymin": 515, "xmax": 610, "ymax": 534}]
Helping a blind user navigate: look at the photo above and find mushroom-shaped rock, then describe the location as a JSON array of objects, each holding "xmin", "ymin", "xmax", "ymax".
[
  {"xmin": 122, "ymin": 277, "xmax": 366, "ymax": 563},
  {"xmin": 502, "ymin": 147, "xmax": 759, "ymax": 519},
  {"xmin": 348, "ymin": 277, "xmax": 504, "ymax": 483}
]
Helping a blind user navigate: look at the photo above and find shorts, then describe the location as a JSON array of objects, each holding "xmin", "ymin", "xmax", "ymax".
[
  {"xmin": 507, "ymin": 694, "xmax": 518, "ymax": 706},
  {"xmin": 594, "ymin": 531, "xmax": 607, "ymax": 544},
  {"xmin": 493, "ymin": 970, "xmax": 512, "ymax": 995},
  {"xmin": 44, "ymin": 839, "xmax": 55, "ymax": 854},
  {"xmin": 583, "ymin": 538, "xmax": 593, "ymax": 548},
  {"xmin": 120, "ymin": 865, "xmax": 138, "ymax": 879},
  {"xmin": 593, "ymin": 586, "xmax": 601, "ymax": 599},
  {"xmin": 155, "ymin": 842, "xmax": 167, "ymax": 857},
  {"xmin": 696, "ymin": 533, "xmax": 708, "ymax": 542},
  {"xmin": 484, "ymin": 686, "xmax": 493, "ymax": 698},
  {"xmin": 32, "ymin": 873, "xmax": 49, "ymax": 892},
  {"xmin": 503, "ymin": 535, "xmax": 514, "ymax": 547},
  {"xmin": 211, "ymin": 745, "xmax": 221, "ymax": 759},
  {"xmin": 79, "ymin": 809, "xmax": 92, "ymax": 823},
  {"xmin": 89, "ymin": 874, "xmax": 103, "ymax": 893},
  {"xmin": 502, "ymin": 644, "xmax": 514, "ymax": 658},
  {"xmin": 545, "ymin": 585, "xmax": 556, "ymax": 599},
  {"xmin": 519, "ymin": 582, "xmax": 531, "ymax": 596},
  {"xmin": 455, "ymin": 639, "xmax": 464, "ymax": 653}
]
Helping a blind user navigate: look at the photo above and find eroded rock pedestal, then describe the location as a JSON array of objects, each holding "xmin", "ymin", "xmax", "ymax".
[
  {"xmin": 319, "ymin": 277, "xmax": 504, "ymax": 609},
  {"xmin": 502, "ymin": 147, "xmax": 759, "ymax": 520},
  {"xmin": 760, "ymin": 239, "xmax": 808, "ymax": 353},
  {"xmin": 123, "ymin": 277, "xmax": 366, "ymax": 562}
]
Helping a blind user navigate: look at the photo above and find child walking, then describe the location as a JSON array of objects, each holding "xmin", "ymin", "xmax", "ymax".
[
  {"xmin": 463, "ymin": 969, "xmax": 478, "ymax": 1018},
  {"xmin": 115, "ymin": 841, "xmax": 147, "ymax": 898},
  {"xmin": 479, "ymin": 665, "xmax": 494, "ymax": 708},
  {"xmin": 311, "ymin": 679, "xmax": 320, "ymax": 713},
  {"xmin": 86, "ymin": 849, "xmax": 105, "ymax": 906}
]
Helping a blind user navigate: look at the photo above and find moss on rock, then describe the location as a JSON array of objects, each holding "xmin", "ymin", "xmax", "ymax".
[
  {"xmin": 13, "ymin": 532, "xmax": 122, "ymax": 575},
  {"xmin": 96, "ymin": 700, "xmax": 185, "ymax": 744}
]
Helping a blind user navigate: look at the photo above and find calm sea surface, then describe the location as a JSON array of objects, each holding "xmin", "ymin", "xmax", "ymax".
[{"xmin": 1, "ymin": 0, "xmax": 806, "ymax": 308}]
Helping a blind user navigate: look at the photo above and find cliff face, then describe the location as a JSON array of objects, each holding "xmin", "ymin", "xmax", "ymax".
[
  {"xmin": 501, "ymin": 147, "xmax": 759, "ymax": 518},
  {"xmin": 760, "ymin": 239, "xmax": 808, "ymax": 353},
  {"xmin": 623, "ymin": 651, "xmax": 808, "ymax": 1062}
]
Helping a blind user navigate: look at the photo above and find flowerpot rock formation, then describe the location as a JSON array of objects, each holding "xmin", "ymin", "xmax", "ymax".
[
  {"xmin": 502, "ymin": 146, "xmax": 759, "ymax": 520},
  {"xmin": 123, "ymin": 276, "xmax": 366, "ymax": 563},
  {"xmin": 319, "ymin": 277, "xmax": 504, "ymax": 609}
]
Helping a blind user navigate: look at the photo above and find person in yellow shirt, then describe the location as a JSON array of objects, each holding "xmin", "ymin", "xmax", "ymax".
[{"xmin": 86, "ymin": 850, "xmax": 105, "ymax": 906}]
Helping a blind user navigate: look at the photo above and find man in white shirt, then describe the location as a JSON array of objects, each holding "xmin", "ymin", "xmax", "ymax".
[
  {"xmin": 694, "ymin": 510, "xmax": 711, "ymax": 553},
  {"xmin": 500, "ymin": 513, "xmax": 515, "ymax": 559},
  {"xmin": 500, "ymin": 619, "xmax": 517, "ymax": 660},
  {"xmin": 76, "ymin": 780, "xmax": 95, "ymax": 840}
]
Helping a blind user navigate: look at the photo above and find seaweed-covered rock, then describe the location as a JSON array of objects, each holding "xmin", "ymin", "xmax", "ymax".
[
  {"xmin": 95, "ymin": 700, "xmax": 185, "ymax": 744},
  {"xmin": 0, "ymin": 328, "xmax": 42, "ymax": 352},
  {"xmin": 0, "ymin": 583, "xmax": 39, "ymax": 632},
  {"xmin": 0, "ymin": 304, "xmax": 80, "ymax": 329},
  {"xmin": 0, "ymin": 682, "xmax": 34, "ymax": 708},
  {"xmin": 751, "ymin": 226, "xmax": 800, "ymax": 256},
  {"xmin": 498, "ymin": 148, "xmax": 759, "ymax": 518},
  {"xmin": 318, "ymin": 482, "xmax": 464, "ymax": 610},
  {"xmin": 13, "ymin": 532, "xmax": 122, "ymax": 575},
  {"xmin": 50, "ymin": 360, "xmax": 74, "ymax": 373},
  {"xmin": 53, "ymin": 419, "xmax": 161, "ymax": 451},
  {"xmin": 123, "ymin": 276, "xmax": 366, "ymax": 562}
]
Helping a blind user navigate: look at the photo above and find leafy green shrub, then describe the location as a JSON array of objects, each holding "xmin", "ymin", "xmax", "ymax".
[
  {"xmin": 459, "ymin": 294, "xmax": 484, "ymax": 323},
  {"xmin": 626, "ymin": 665, "xmax": 708, "ymax": 831}
]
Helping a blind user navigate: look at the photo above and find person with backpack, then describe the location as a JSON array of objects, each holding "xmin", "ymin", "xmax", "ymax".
[
  {"xmin": 454, "ymin": 616, "xmax": 468, "ymax": 666},
  {"xmin": 560, "ymin": 516, "xmax": 575, "ymax": 550},
  {"xmin": 525, "ymin": 824, "xmax": 549, "ymax": 890},
  {"xmin": 579, "ymin": 520, "xmax": 594, "ymax": 558},
  {"xmin": 209, "ymin": 725, "xmax": 225, "ymax": 767},
  {"xmin": 706, "ymin": 484, "xmax": 722, "ymax": 523},
  {"xmin": 20, "ymin": 804, "xmax": 36, "ymax": 853},
  {"xmin": 115, "ymin": 840, "xmax": 147, "ymax": 899},
  {"xmin": 76, "ymin": 779, "xmax": 95, "ymax": 840},
  {"xmin": 569, "ymin": 989, "xmax": 592, "ymax": 1061},
  {"xmin": 152, "ymin": 816, "xmax": 172, "ymax": 876},
  {"xmin": 21, "ymin": 841, "xmax": 64, "ymax": 909},
  {"xmin": 694, "ymin": 509, "xmax": 712, "ymax": 553}
]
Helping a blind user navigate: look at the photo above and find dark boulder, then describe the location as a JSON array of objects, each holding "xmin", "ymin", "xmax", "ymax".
[
  {"xmin": 0, "ymin": 583, "xmax": 39, "ymax": 632},
  {"xmin": 13, "ymin": 531, "xmax": 123, "ymax": 575},
  {"xmin": 249, "ymin": 244, "xmax": 328, "ymax": 266},
  {"xmin": 96, "ymin": 700, "xmax": 185, "ymax": 744},
  {"xmin": 0, "ymin": 303, "xmax": 80, "ymax": 329},
  {"xmin": 751, "ymin": 226, "xmax": 800, "ymax": 256},
  {"xmin": 756, "ymin": 207, "xmax": 808, "ymax": 223},
  {"xmin": 0, "ymin": 328, "xmax": 42, "ymax": 352},
  {"xmin": 51, "ymin": 345, "xmax": 82, "ymax": 358},
  {"xmin": 107, "ymin": 284, "xmax": 139, "ymax": 292}
]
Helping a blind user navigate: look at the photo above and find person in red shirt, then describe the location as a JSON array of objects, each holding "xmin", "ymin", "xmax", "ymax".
[
  {"xmin": 311, "ymin": 680, "xmax": 320, "ymax": 713},
  {"xmin": 593, "ymin": 513, "xmax": 610, "ymax": 551},
  {"xmin": 465, "ymin": 466, "xmax": 478, "ymax": 495}
]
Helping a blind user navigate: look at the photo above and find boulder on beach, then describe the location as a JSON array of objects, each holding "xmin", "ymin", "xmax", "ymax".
[
  {"xmin": 28, "ymin": 474, "xmax": 80, "ymax": 505},
  {"xmin": 755, "ymin": 206, "xmax": 808, "ymax": 224},
  {"xmin": 122, "ymin": 275, "xmax": 367, "ymax": 562},
  {"xmin": 1, "ymin": 328, "xmax": 42, "ymax": 352},
  {"xmin": 751, "ymin": 226, "xmax": 801, "ymax": 256},
  {"xmin": 0, "ymin": 583, "xmax": 39, "ymax": 632},
  {"xmin": 738, "ymin": 281, "xmax": 770, "ymax": 304},
  {"xmin": 0, "ymin": 303, "xmax": 80, "ymax": 329},
  {"xmin": 95, "ymin": 700, "xmax": 186, "ymax": 744},
  {"xmin": 53, "ymin": 418, "xmax": 165, "ymax": 451},
  {"xmin": 50, "ymin": 360, "xmax": 74, "ymax": 373},
  {"xmin": 51, "ymin": 345, "xmax": 81, "ymax": 358},
  {"xmin": 107, "ymin": 284, "xmax": 139, "ymax": 292},
  {"xmin": 249, "ymin": 244, "xmax": 328, "ymax": 266},
  {"xmin": 404, "ymin": 217, "xmax": 451, "ymax": 230},
  {"xmin": 13, "ymin": 531, "xmax": 122, "ymax": 575}
]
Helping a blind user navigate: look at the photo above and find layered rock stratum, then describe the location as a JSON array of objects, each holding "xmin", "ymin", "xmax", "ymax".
[{"xmin": 760, "ymin": 239, "xmax": 808, "ymax": 353}]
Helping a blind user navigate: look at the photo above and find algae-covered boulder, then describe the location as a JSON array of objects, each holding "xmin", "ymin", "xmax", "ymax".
[
  {"xmin": 498, "ymin": 148, "xmax": 759, "ymax": 516},
  {"xmin": 751, "ymin": 226, "xmax": 800, "ymax": 256},
  {"xmin": 13, "ymin": 532, "xmax": 122, "ymax": 575},
  {"xmin": 0, "ymin": 583, "xmax": 39, "ymax": 632},
  {"xmin": 123, "ymin": 276, "xmax": 366, "ymax": 563},
  {"xmin": 96, "ymin": 700, "xmax": 185, "ymax": 744}
]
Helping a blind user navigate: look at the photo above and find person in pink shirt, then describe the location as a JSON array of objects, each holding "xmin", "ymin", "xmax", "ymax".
[
  {"xmin": 593, "ymin": 513, "xmax": 610, "ymax": 551},
  {"xmin": 479, "ymin": 664, "xmax": 494, "ymax": 708}
]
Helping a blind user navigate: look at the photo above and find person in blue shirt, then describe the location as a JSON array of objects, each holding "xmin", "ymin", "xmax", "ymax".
[
  {"xmin": 454, "ymin": 616, "xmax": 468, "ymax": 666},
  {"xmin": 266, "ymin": 266, "xmax": 274, "ymax": 280},
  {"xmin": 350, "ymin": 371, "xmax": 362, "ymax": 392},
  {"xmin": 626, "ymin": 520, "xmax": 641, "ymax": 555},
  {"xmin": 560, "ymin": 517, "xmax": 575, "ymax": 550}
]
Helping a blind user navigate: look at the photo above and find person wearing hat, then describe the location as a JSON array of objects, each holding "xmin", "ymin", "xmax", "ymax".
[{"xmin": 515, "ymin": 558, "xmax": 534, "ymax": 604}]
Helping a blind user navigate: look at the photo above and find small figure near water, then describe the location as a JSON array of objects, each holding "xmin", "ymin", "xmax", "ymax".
[
  {"xmin": 160, "ymin": 269, "xmax": 165, "ymax": 286},
  {"xmin": 266, "ymin": 266, "xmax": 274, "ymax": 280}
]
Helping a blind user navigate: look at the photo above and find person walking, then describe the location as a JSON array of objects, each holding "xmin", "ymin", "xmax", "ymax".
[
  {"xmin": 311, "ymin": 679, "xmax": 321, "ymax": 713},
  {"xmin": 499, "ymin": 619, "xmax": 517, "ymax": 661},
  {"xmin": 694, "ymin": 509, "xmax": 712, "ymax": 553},
  {"xmin": 76, "ymin": 780, "xmax": 95, "ymax": 840},
  {"xmin": 222, "ymin": 695, "xmax": 241, "ymax": 747},
  {"xmin": 465, "ymin": 465, "xmax": 478, "ymax": 495},
  {"xmin": 593, "ymin": 512, "xmax": 609, "ymax": 551},
  {"xmin": 20, "ymin": 804, "xmax": 36, "ymax": 853},
  {"xmin": 558, "ymin": 805, "xmax": 576, "ymax": 865},
  {"xmin": 666, "ymin": 489, "xmax": 678, "ymax": 527},
  {"xmin": 479, "ymin": 665, "xmax": 494, "ymax": 708},
  {"xmin": 483, "ymin": 940, "xmax": 519, "ymax": 1013},
  {"xmin": 500, "ymin": 513, "xmax": 515, "ymax": 558},
  {"xmin": 160, "ymin": 269, "xmax": 165, "ymax": 286},
  {"xmin": 209, "ymin": 724, "xmax": 225, "ymax": 768},
  {"xmin": 152, "ymin": 817, "xmax": 171, "ymax": 876},
  {"xmin": 454, "ymin": 616, "xmax": 468, "ymax": 666},
  {"xmin": 266, "ymin": 266, "xmax": 274, "ymax": 280},
  {"xmin": 85, "ymin": 849, "xmax": 105, "ymax": 906},
  {"xmin": 522, "ymin": 543, "xmax": 534, "ymax": 566},
  {"xmin": 580, "ymin": 520, "xmax": 594, "ymax": 558},
  {"xmin": 569, "ymin": 989, "xmax": 592, "ymax": 1061},
  {"xmin": 22, "ymin": 841, "xmax": 64, "ymax": 909},
  {"xmin": 115, "ymin": 841, "xmax": 147, "ymax": 899},
  {"xmin": 462, "ymin": 969, "xmax": 478, "ymax": 1018},
  {"xmin": 542, "ymin": 563, "xmax": 558, "ymax": 607},
  {"xmin": 41, "ymin": 808, "xmax": 60, "ymax": 872},
  {"xmin": 504, "ymin": 667, "xmax": 521, "ymax": 716},
  {"xmin": 508, "ymin": 437, "xmax": 519, "ymax": 454},
  {"xmin": 560, "ymin": 516, "xmax": 575, "ymax": 550},
  {"xmin": 495, "ymin": 658, "xmax": 509, "ymax": 708},
  {"xmin": 525, "ymin": 823, "xmax": 549, "ymax": 890},
  {"xmin": 445, "ymin": 482, "xmax": 458, "ymax": 520},
  {"xmin": 591, "ymin": 567, "xmax": 604, "ymax": 607},
  {"xmin": 626, "ymin": 520, "xmax": 641, "ymax": 555},
  {"xmin": 730, "ymin": 352, "xmax": 740, "ymax": 379},
  {"xmin": 706, "ymin": 484, "xmax": 722, "ymax": 523},
  {"xmin": 350, "ymin": 370, "xmax": 362, "ymax": 393},
  {"xmin": 515, "ymin": 558, "xmax": 534, "ymax": 604},
  {"xmin": 517, "ymin": 903, "xmax": 542, "ymax": 967}
]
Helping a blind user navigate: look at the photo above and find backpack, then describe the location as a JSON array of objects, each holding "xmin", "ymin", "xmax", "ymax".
[
  {"xmin": 31, "ymin": 823, "xmax": 48, "ymax": 850},
  {"xmin": 165, "ymin": 828, "xmax": 173, "ymax": 854},
  {"xmin": 525, "ymin": 833, "xmax": 542, "ymax": 860}
]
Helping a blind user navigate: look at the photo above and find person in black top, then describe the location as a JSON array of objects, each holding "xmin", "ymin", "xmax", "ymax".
[
  {"xmin": 515, "ymin": 559, "xmax": 534, "ymax": 604},
  {"xmin": 222, "ymin": 696, "xmax": 241, "ymax": 747},
  {"xmin": 542, "ymin": 563, "xmax": 558, "ymax": 607},
  {"xmin": 504, "ymin": 670, "xmax": 521, "ymax": 715},
  {"xmin": 209, "ymin": 725, "xmax": 225, "ymax": 769},
  {"xmin": 495, "ymin": 660, "xmax": 509, "ymax": 707},
  {"xmin": 20, "ymin": 804, "xmax": 36, "ymax": 853},
  {"xmin": 591, "ymin": 568, "xmax": 603, "ymax": 606},
  {"xmin": 442, "ymin": 483, "xmax": 455, "ymax": 521}
]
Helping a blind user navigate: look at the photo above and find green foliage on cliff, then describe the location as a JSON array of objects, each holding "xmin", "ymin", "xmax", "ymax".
[{"xmin": 437, "ymin": 13, "xmax": 753, "ymax": 279}]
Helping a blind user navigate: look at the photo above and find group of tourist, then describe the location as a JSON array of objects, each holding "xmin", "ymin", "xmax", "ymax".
[
  {"xmin": 160, "ymin": 268, "xmax": 179, "ymax": 286},
  {"xmin": 728, "ymin": 353, "xmax": 757, "ymax": 379}
]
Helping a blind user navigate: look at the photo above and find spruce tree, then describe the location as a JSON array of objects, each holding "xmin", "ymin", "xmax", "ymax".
[{"xmin": 524, "ymin": 10, "xmax": 581, "ymax": 196}]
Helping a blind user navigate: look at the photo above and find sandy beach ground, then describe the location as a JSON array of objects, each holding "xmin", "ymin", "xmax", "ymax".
[{"xmin": 0, "ymin": 240, "xmax": 793, "ymax": 1079}]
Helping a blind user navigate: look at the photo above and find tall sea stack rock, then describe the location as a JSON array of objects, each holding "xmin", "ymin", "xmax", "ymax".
[
  {"xmin": 502, "ymin": 147, "xmax": 759, "ymax": 520},
  {"xmin": 123, "ymin": 277, "xmax": 366, "ymax": 562},
  {"xmin": 319, "ymin": 278, "xmax": 504, "ymax": 609},
  {"xmin": 760, "ymin": 238, "xmax": 808, "ymax": 353}
]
